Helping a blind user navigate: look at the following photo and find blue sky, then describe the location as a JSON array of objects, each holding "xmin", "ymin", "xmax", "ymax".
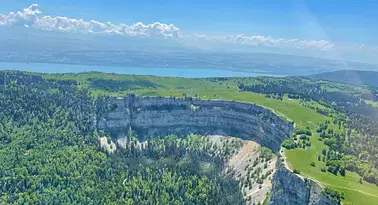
[{"xmin": 1, "ymin": 0, "xmax": 378, "ymax": 63}]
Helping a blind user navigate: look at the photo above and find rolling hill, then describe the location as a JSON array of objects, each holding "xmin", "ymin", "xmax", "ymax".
[{"xmin": 310, "ymin": 70, "xmax": 378, "ymax": 87}]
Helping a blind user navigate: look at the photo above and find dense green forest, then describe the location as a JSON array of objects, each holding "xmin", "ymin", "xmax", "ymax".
[
  {"xmin": 0, "ymin": 71, "xmax": 244, "ymax": 204},
  {"xmin": 239, "ymin": 77, "xmax": 378, "ymax": 186}
]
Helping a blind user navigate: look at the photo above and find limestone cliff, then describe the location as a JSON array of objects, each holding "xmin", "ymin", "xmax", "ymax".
[
  {"xmin": 269, "ymin": 159, "xmax": 337, "ymax": 205},
  {"xmin": 97, "ymin": 95, "xmax": 335, "ymax": 205},
  {"xmin": 98, "ymin": 95, "xmax": 294, "ymax": 152}
]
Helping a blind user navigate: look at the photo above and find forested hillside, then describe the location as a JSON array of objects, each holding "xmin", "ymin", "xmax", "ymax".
[
  {"xmin": 310, "ymin": 70, "xmax": 378, "ymax": 87},
  {"xmin": 0, "ymin": 71, "xmax": 244, "ymax": 204},
  {"xmin": 2, "ymin": 70, "xmax": 378, "ymax": 205}
]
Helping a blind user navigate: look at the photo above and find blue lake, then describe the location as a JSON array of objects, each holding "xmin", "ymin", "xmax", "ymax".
[{"xmin": 0, "ymin": 62, "xmax": 275, "ymax": 78}]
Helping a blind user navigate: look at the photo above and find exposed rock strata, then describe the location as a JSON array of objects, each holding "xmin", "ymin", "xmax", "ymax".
[
  {"xmin": 269, "ymin": 159, "xmax": 337, "ymax": 205},
  {"xmin": 97, "ymin": 95, "xmax": 336, "ymax": 205},
  {"xmin": 98, "ymin": 96, "xmax": 294, "ymax": 152}
]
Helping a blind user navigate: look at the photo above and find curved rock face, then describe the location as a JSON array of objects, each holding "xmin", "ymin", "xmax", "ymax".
[
  {"xmin": 269, "ymin": 160, "xmax": 337, "ymax": 205},
  {"xmin": 97, "ymin": 95, "xmax": 336, "ymax": 205},
  {"xmin": 97, "ymin": 96, "xmax": 294, "ymax": 151}
]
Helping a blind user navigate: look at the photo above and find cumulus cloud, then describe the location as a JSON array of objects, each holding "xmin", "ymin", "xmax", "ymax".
[
  {"xmin": 0, "ymin": 4, "xmax": 41, "ymax": 26},
  {"xmin": 192, "ymin": 33, "xmax": 335, "ymax": 50},
  {"xmin": 0, "ymin": 4, "xmax": 335, "ymax": 50},
  {"xmin": 0, "ymin": 4, "xmax": 181, "ymax": 38}
]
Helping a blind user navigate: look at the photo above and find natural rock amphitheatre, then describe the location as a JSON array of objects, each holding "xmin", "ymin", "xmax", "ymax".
[{"xmin": 97, "ymin": 95, "xmax": 336, "ymax": 205}]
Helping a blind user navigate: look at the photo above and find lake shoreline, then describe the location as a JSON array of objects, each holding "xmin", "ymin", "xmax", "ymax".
[{"xmin": 0, "ymin": 62, "xmax": 284, "ymax": 78}]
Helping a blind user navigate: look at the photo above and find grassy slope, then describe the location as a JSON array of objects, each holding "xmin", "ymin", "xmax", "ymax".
[
  {"xmin": 285, "ymin": 135, "xmax": 378, "ymax": 205},
  {"xmin": 44, "ymin": 72, "xmax": 378, "ymax": 205}
]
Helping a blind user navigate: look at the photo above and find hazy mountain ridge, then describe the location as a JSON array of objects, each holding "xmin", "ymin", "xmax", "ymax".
[
  {"xmin": 2, "ymin": 27, "xmax": 378, "ymax": 76},
  {"xmin": 310, "ymin": 70, "xmax": 378, "ymax": 87}
]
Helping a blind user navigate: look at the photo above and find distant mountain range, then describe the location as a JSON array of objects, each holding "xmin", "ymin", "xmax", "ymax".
[
  {"xmin": 310, "ymin": 70, "xmax": 378, "ymax": 87},
  {"xmin": 1, "ymin": 27, "xmax": 378, "ymax": 76}
]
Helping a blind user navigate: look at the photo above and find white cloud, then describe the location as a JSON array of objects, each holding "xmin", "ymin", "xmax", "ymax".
[
  {"xmin": 0, "ymin": 4, "xmax": 41, "ymax": 26},
  {"xmin": 0, "ymin": 4, "xmax": 181, "ymax": 38},
  {"xmin": 191, "ymin": 33, "xmax": 335, "ymax": 50},
  {"xmin": 0, "ymin": 4, "xmax": 335, "ymax": 50}
]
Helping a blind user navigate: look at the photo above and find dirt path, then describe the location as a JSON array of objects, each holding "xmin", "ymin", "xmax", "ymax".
[
  {"xmin": 280, "ymin": 148, "xmax": 378, "ymax": 199},
  {"xmin": 245, "ymin": 183, "xmax": 271, "ymax": 197}
]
